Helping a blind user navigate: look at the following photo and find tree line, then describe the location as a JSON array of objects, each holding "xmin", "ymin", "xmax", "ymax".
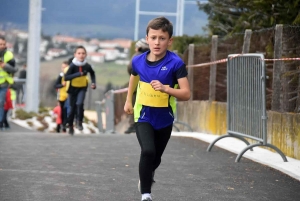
[{"xmin": 198, "ymin": 0, "xmax": 300, "ymax": 36}]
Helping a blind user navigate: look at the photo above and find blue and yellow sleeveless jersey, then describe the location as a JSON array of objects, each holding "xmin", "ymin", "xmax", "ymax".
[{"xmin": 132, "ymin": 50, "xmax": 188, "ymax": 130}]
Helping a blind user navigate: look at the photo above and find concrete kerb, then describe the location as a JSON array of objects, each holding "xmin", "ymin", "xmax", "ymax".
[{"xmin": 172, "ymin": 132, "xmax": 300, "ymax": 182}]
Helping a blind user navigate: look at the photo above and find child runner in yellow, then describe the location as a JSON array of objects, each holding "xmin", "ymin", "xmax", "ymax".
[
  {"xmin": 65, "ymin": 46, "xmax": 96, "ymax": 135},
  {"xmin": 54, "ymin": 61, "xmax": 69, "ymax": 132},
  {"xmin": 124, "ymin": 17, "xmax": 190, "ymax": 201}
]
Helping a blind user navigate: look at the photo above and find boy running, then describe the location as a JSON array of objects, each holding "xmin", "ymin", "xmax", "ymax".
[{"xmin": 124, "ymin": 16, "xmax": 190, "ymax": 201}]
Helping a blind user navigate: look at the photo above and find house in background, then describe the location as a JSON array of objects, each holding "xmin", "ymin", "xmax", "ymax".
[
  {"xmin": 85, "ymin": 45, "xmax": 99, "ymax": 53},
  {"xmin": 88, "ymin": 52, "xmax": 105, "ymax": 63},
  {"xmin": 98, "ymin": 47, "xmax": 120, "ymax": 62},
  {"xmin": 97, "ymin": 38, "xmax": 132, "ymax": 64},
  {"xmin": 1, "ymin": 29, "xmax": 133, "ymax": 65},
  {"xmin": 52, "ymin": 35, "xmax": 87, "ymax": 46},
  {"xmin": 47, "ymin": 48, "xmax": 68, "ymax": 58}
]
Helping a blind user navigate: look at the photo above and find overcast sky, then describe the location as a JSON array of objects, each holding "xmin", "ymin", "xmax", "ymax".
[{"xmin": 1, "ymin": 0, "xmax": 208, "ymax": 39}]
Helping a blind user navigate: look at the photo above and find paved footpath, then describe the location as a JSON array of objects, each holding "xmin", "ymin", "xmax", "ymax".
[{"xmin": 0, "ymin": 130, "xmax": 300, "ymax": 201}]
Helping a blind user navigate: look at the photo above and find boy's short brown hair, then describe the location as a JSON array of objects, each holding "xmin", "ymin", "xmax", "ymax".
[
  {"xmin": 74, "ymin": 45, "xmax": 87, "ymax": 53},
  {"xmin": 146, "ymin": 16, "xmax": 173, "ymax": 38}
]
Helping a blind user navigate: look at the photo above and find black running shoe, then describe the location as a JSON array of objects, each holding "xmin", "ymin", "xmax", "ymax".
[
  {"xmin": 77, "ymin": 122, "xmax": 83, "ymax": 131},
  {"xmin": 69, "ymin": 127, "xmax": 74, "ymax": 135},
  {"xmin": 62, "ymin": 126, "xmax": 67, "ymax": 133}
]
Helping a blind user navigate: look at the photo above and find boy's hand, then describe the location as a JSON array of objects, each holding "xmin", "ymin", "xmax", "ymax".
[
  {"xmin": 91, "ymin": 83, "xmax": 96, "ymax": 89},
  {"xmin": 81, "ymin": 70, "xmax": 87, "ymax": 76},
  {"xmin": 150, "ymin": 80, "xmax": 167, "ymax": 93},
  {"xmin": 0, "ymin": 62, "xmax": 4, "ymax": 68},
  {"xmin": 124, "ymin": 100, "xmax": 133, "ymax": 115}
]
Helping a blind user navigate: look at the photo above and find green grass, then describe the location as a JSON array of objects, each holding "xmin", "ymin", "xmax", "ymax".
[
  {"xmin": 40, "ymin": 57, "xmax": 68, "ymax": 79},
  {"xmin": 90, "ymin": 61, "xmax": 129, "ymax": 87}
]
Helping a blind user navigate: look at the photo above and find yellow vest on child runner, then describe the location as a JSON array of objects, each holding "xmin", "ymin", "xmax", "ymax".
[
  {"xmin": 137, "ymin": 81, "xmax": 169, "ymax": 107},
  {"xmin": 71, "ymin": 76, "xmax": 87, "ymax": 87}
]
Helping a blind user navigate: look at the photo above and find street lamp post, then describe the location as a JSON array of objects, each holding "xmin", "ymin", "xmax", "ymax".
[{"xmin": 26, "ymin": 0, "xmax": 42, "ymax": 113}]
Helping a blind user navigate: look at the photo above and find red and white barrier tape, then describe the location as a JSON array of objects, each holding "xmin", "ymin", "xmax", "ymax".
[
  {"xmin": 187, "ymin": 56, "xmax": 300, "ymax": 68},
  {"xmin": 264, "ymin": 58, "xmax": 300, "ymax": 61},
  {"xmin": 187, "ymin": 58, "xmax": 228, "ymax": 68}
]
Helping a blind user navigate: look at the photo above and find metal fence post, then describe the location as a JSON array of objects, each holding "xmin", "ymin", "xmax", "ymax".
[
  {"xmin": 95, "ymin": 100, "xmax": 104, "ymax": 133},
  {"xmin": 188, "ymin": 44, "xmax": 194, "ymax": 101},
  {"xmin": 272, "ymin": 24, "xmax": 283, "ymax": 112},
  {"xmin": 209, "ymin": 35, "xmax": 218, "ymax": 101},
  {"xmin": 104, "ymin": 90, "xmax": 115, "ymax": 133},
  {"xmin": 242, "ymin": 29, "xmax": 252, "ymax": 54}
]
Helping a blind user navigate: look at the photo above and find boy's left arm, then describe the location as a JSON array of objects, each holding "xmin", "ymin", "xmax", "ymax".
[
  {"xmin": 64, "ymin": 66, "xmax": 81, "ymax": 81},
  {"xmin": 88, "ymin": 65, "xmax": 96, "ymax": 89}
]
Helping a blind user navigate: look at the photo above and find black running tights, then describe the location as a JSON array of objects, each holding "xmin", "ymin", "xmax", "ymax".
[{"xmin": 135, "ymin": 122, "xmax": 173, "ymax": 194}]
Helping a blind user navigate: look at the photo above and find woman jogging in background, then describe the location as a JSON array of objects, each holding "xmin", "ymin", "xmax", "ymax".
[{"xmin": 64, "ymin": 46, "xmax": 96, "ymax": 135}]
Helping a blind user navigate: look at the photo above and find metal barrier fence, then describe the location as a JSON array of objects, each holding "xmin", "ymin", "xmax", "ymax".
[
  {"xmin": 94, "ymin": 90, "xmax": 115, "ymax": 134},
  {"xmin": 207, "ymin": 54, "xmax": 288, "ymax": 162},
  {"xmin": 13, "ymin": 78, "xmax": 26, "ymax": 105},
  {"xmin": 95, "ymin": 100, "xmax": 105, "ymax": 133}
]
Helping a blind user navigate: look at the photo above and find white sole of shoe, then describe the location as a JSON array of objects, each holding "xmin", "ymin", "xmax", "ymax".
[{"xmin": 138, "ymin": 180, "xmax": 141, "ymax": 192}]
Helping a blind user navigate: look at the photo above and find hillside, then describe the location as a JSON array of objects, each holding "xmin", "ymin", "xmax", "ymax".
[{"xmin": 1, "ymin": 0, "xmax": 208, "ymax": 39}]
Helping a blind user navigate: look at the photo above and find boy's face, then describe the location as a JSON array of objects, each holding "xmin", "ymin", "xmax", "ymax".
[
  {"xmin": 146, "ymin": 28, "xmax": 173, "ymax": 58},
  {"xmin": 74, "ymin": 48, "xmax": 86, "ymax": 62},
  {"xmin": 61, "ymin": 63, "xmax": 67, "ymax": 71}
]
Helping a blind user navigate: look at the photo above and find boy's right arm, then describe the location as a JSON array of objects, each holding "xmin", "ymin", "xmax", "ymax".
[
  {"xmin": 124, "ymin": 75, "xmax": 139, "ymax": 114},
  {"xmin": 64, "ymin": 66, "xmax": 82, "ymax": 81},
  {"xmin": 54, "ymin": 74, "xmax": 64, "ymax": 89}
]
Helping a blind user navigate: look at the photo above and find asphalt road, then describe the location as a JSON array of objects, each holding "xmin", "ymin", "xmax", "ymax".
[{"xmin": 0, "ymin": 130, "xmax": 300, "ymax": 201}]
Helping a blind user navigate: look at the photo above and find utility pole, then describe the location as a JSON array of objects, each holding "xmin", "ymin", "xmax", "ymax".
[
  {"xmin": 134, "ymin": 0, "xmax": 180, "ymax": 40},
  {"xmin": 179, "ymin": 0, "xmax": 185, "ymax": 36},
  {"xmin": 134, "ymin": 0, "xmax": 140, "ymax": 41},
  {"xmin": 26, "ymin": 0, "xmax": 42, "ymax": 113},
  {"xmin": 134, "ymin": 0, "xmax": 207, "ymax": 40}
]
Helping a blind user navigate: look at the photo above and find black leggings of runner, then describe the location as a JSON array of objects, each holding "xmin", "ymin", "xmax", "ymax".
[
  {"xmin": 68, "ymin": 89, "xmax": 86, "ymax": 126},
  {"xmin": 59, "ymin": 100, "xmax": 67, "ymax": 126},
  {"xmin": 135, "ymin": 122, "xmax": 173, "ymax": 194},
  {"xmin": 2, "ymin": 110, "xmax": 9, "ymax": 128},
  {"xmin": 56, "ymin": 124, "xmax": 61, "ymax": 133}
]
